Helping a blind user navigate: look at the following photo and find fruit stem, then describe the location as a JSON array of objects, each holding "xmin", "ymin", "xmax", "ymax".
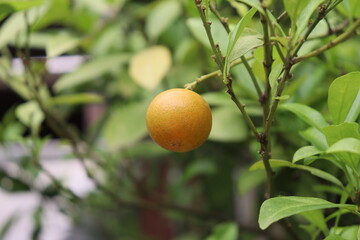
[{"xmin": 185, "ymin": 56, "xmax": 254, "ymax": 90}]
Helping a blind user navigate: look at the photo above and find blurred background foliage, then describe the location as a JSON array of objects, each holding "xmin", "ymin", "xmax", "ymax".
[{"xmin": 0, "ymin": 0, "xmax": 359, "ymax": 239}]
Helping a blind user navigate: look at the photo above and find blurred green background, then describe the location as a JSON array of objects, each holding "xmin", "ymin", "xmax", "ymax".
[{"xmin": 0, "ymin": 0, "xmax": 359, "ymax": 239}]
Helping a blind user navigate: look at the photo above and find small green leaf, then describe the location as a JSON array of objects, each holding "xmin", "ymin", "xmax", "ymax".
[
  {"xmin": 184, "ymin": 160, "xmax": 217, "ymax": 181},
  {"xmin": 0, "ymin": 5, "xmax": 47, "ymax": 49},
  {"xmin": 269, "ymin": 61, "xmax": 283, "ymax": 91},
  {"xmin": 293, "ymin": 146, "xmax": 323, "ymax": 163},
  {"xmin": 338, "ymin": 0, "xmax": 360, "ymax": 18},
  {"xmin": 299, "ymin": 127, "xmax": 328, "ymax": 150},
  {"xmin": 54, "ymin": 54, "xmax": 129, "ymax": 92},
  {"xmin": 0, "ymin": 0, "xmax": 44, "ymax": 11},
  {"xmin": 295, "ymin": 0, "xmax": 325, "ymax": 38},
  {"xmin": 274, "ymin": 95, "xmax": 290, "ymax": 101},
  {"xmin": 329, "ymin": 225, "xmax": 360, "ymax": 240},
  {"xmin": 205, "ymin": 222, "xmax": 238, "ymax": 240},
  {"xmin": 224, "ymin": 8, "xmax": 257, "ymax": 77},
  {"xmin": 282, "ymin": 103, "xmax": 328, "ymax": 130},
  {"xmin": 323, "ymin": 122, "xmax": 360, "ymax": 146},
  {"xmin": 186, "ymin": 17, "xmax": 229, "ymax": 52},
  {"xmin": 250, "ymin": 159, "xmax": 344, "ymax": 187},
  {"xmin": 237, "ymin": 0, "xmax": 264, "ymax": 14},
  {"xmin": 208, "ymin": 107, "xmax": 247, "ymax": 142},
  {"xmin": 328, "ymin": 72, "xmax": 360, "ymax": 124},
  {"xmin": 202, "ymin": 91, "xmax": 233, "ymax": 106},
  {"xmin": 345, "ymin": 88, "xmax": 360, "ymax": 122},
  {"xmin": 323, "ymin": 123, "xmax": 360, "ymax": 168},
  {"xmin": 228, "ymin": 28, "xmax": 263, "ymax": 62},
  {"xmin": 145, "ymin": 0, "xmax": 181, "ymax": 40},
  {"xmin": 15, "ymin": 101, "xmax": 44, "ymax": 134},
  {"xmin": 237, "ymin": 169, "xmax": 265, "ymax": 196},
  {"xmin": 124, "ymin": 141, "xmax": 169, "ymax": 159},
  {"xmin": 49, "ymin": 93, "xmax": 103, "ymax": 106},
  {"xmin": 259, "ymin": 196, "xmax": 356, "ymax": 230},
  {"xmin": 327, "ymin": 138, "xmax": 360, "ymax": 155},
  {"xmin": 324, "ymin": 235, "xmax": 347, "ymax": 240},
  {"xmin": 46, "ymin": 31, "xmax": 80, "ymax": 57},
  {"xmin": 102, "ymin": 101, "xmax": 148, "ymax": 150},
  {"xmin": 283, "ymin": 0, "xmax": 310, "ymax": 31},
  {"xmin": 300, "ymin": 210, "xmax": 329, "ymax": 236}
]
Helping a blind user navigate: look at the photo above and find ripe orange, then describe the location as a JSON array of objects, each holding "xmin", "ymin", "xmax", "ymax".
[{"xmin": 146, "ymin": 88, "xmax": 212, "ymax": 152}]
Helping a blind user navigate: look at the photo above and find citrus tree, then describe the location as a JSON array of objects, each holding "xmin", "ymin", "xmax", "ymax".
[{"xmin": 0, "ymin": 0, "xmax": 359, "ymax": 239}]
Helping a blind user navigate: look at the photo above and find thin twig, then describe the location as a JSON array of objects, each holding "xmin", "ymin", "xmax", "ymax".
[
  {"xmin": 276, "ymin": 11, "xmax": 287, "ymax": 22},
  {"xmin": 259, "ymin": 0, "xmax": 275, "ymax": 199},
  {"xmin": 195, "ymin": 1, "xmax": 224, "ymax": 70},
  {"xmin": 264, "ymin": 9, "xmax": 285, "ymax": 63},
  {"xmin": 293, "ymin": 18, "xmax": 360, "ymax": 64},
  {"xmin": 307, "ymin": 19, "xmax": 349, "ymax": 40},
  {"xmin": 184, "ymin": 57, "xmax": 254, "ymax": 90}
]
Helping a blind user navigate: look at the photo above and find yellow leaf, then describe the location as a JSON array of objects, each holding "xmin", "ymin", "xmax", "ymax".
[{"xmin": 129, "ymin": 46, "xmax": 171, "ymax": 90}]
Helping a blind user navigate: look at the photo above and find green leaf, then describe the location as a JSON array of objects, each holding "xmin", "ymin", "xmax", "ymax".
[
  {"xmin": 208, "ymin": 106, "xmax": 247, "ymax": 142},
  {"xmin": 300, "ymin": 210, "xmax": 329, "ymax": 236},
  {"xmin": 259, "ymin": 196, "xmax": 356, "ymax": 230},
  {"xmin": 49, "ymin": 93, "xmax": 103, "ymax": 106},
  {"xmin": 283, "ymin": 0, "xmax": 310, "ymax": 30},
  {"xmin": 327, "ymin": 138, "xmax": 360, "ymax": 155},
  {"xmin": 124, "ymin": 141, "xmax": 169, "ymax": 159},
  {"xmin": 322, "ymin": 123, "xmax": 360, "ymax": 168},
  {"xmin": 202, "ymin": 91, "xmax": 233, "ymax": 106},
  {"xmin": 237, "ymin": 169, "xmax": 265, "ymax": 195},
  {"xmin": 250, "ymin": 159, "xmax": 344, "ymax": 188},
  {"xmin": 274, "ymin": 95, "xmax": 290, "ymax": 101},
  {"xmin": 0, "ymin": 0, "xmax": 44, "ymax": 11},
  {"xmin": 205, "ymin": 222, "xmax": 238, "ymax": 240},
  {"xmin": 295, "ymin": 0, "xmax": 325, "ymax": 38},
  {"xmin": 0, "ymin": 5, "xmax": 48, "ymax": 49},
  {"xmin": 299, "ymin": 127, "xmax": 328, "ymax": 150},
  {"xmin": 46, "ymin": 31, "xmax": 80, "ymax": 57},
  {"xmin": 324, "ymin": 235, "xmax": 347, "ymax": 240},
  {"xmin": 228, "ymin": 28, "xmax": 263, "ymax": 63},
  {"xmin": 323, "ymin": 122, "xmax": 360, "ymax": 146},
  {"xmin": 328, "ymin": 72, "xmax": 360, "ymax": 124},
  {"xmin": 145, "ymin": 0, "xmax": 182, "ymax": 40},
  {"xmin": 184, "ymin": 160, "xmax": 217, "ymax": 181},
  {"xmin": 32, "ymin": 0, "xmax": 71, "ymax": 30},
  {"xmin": 237, "ymin": 0, "xmax": 264, "ymax": 14},
  {"xmin": 102, "ymin": 101, "xmax": 147, "ymax": 150},
  {"xmin": 54, "ymin": 54, "xmax": 129, "ymax": 92},
  {"xmin": 282, "ymin": 103, "xmax": 328, "ymax": 130},
  {"xmin": 186, "ymin": 17, "xmax": 228, "ymax": 53},
  {"xmin": 329, "ymin": 225, "xmax": 360, "ymax": 240},
  {"xmin": 338, "ymin": 0, "xmax": 360, "ymax": 18},
  {"xmin": 15, "ymin": 101, "xmax": 44, "ymax": 134},
  {"xmin": 345, "ymin": 88, "xmax": 360, "ymax": 122},
  {"xmin": 224, "ymin": 8, "xmax": 257, "ymax": 75},
  {"xmin": 293, "ymin": 146, "xmax": 323, "ymax": 163}
]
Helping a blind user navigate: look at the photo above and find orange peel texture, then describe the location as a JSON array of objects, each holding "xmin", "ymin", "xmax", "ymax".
[{"xmin": 146, "ymin": 88, "xmax": 212, "ymax": 152}]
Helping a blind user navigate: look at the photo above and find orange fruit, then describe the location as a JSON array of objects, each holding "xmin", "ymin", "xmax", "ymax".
[{"xmin": 146, "ymin": 88, "xmax": 212, "ymax": 152}]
